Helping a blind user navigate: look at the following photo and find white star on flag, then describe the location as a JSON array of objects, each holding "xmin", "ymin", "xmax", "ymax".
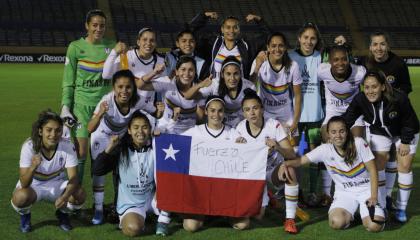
[{"xmin": 162, "ymin": 143, "xmax": 179, "ymax": 161}]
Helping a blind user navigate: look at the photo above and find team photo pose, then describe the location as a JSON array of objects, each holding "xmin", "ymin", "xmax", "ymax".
[
  {"xmin": 60, "ymin": 9, "xmax": 116, "ymax": 183},
  {"xmin": 181, "ymin": 96, "xmax": 249, "ymax": 232},
  {"xmin": 236, "ymin": 89, "xmax": 299, "ymax": 234},
  {"xmin": 285, "ymin": 116, "xmax": 385, "ymax": 232},
  {"xmin": 184, "ymin": 56, "xmax": 255, "ymax": 128},
  {"xmin": 11, "ymin": 110, "xmax": 86, "ymax": 233},
  {"xmin": 92, "ymin": 111, "xmax": 157, "ymax": 237},
  {"xmin": 289, "ymin": 23, "xmax": 325, "ymax": 206},
  {"xmin": 343, "ymin": 70, "xmax": 419, "ymax": 222},
  {"xmin": 87, "ymin": 70, "xmax": 163, "ymax": 225}
]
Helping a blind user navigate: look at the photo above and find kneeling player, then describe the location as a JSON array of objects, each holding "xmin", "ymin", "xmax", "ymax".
[
  {"xmin": 285, "ymin": 116, "xmax": 385, "ymax": 232},
  {"xmin": 11, "ymin": 110, "xmax": 85, "ymax": 232}
]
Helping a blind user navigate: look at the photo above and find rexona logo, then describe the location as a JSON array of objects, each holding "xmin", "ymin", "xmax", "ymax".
[
  {"xmin": 37, "ymin": 54, "xmax": 66, "ymax": 63},
  {"xmin": 0, "ymin": 54, "xmax": 34, "ymax": 62}
]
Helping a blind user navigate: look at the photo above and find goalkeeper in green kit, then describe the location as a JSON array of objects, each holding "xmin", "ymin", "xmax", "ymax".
[{"xmin": 60, "ymin": 9, "xmax": 115, "ymax": 185}]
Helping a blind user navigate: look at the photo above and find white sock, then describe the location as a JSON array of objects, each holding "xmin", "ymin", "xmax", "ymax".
[
  {"xmin": 93, "ymin": 175, "xmax": 105, "ymax": 211},
  {"xmin": 285, "ymin": 184, "xmax": 299, "ymax": 219},
  {"xmin": 11, "ymin": 200, "xmax": 31, "ymax": 215},
  {"xmin": 321, "ymin": 169, "xmax": 332, "ymax": 196},
  {"xmin": 378, "ymin": 170, "xmax": 386, "ymax": 209},
  {"xmin": 396, "ymin": 171, "xmax": 413, "ymax": 211},
  {"xmin": 67, "ymin": 202, "xmax": 83, "ymax": 212},
  {"xmin": 385, "ymin": 160, "xmax": 397, "ymax": 197},
  {"xmin": 158, "ymin": 210, "xmax": 171, "ymax": 224}
]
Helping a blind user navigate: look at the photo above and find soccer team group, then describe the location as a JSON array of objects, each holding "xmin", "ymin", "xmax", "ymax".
[{"xmin": 11, "ymin": 8, "xmax": 419, "ymax": 237}]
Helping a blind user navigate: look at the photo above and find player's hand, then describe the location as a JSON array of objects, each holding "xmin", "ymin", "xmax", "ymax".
[
  {"xmin": 366, "ymin": 197, "xmax": 378, "ymax": 207},
  {"xmin": 105, "ymin": 135, "xmax": 119, "ymax": 153},
  {"xmin": 278, "ymin": 163, "xmax": 287, "ymax": 182},
  {"xmin": 60, "ymin": 105, "xmax": 76, "ymax": 123},
  {"xmin": 114, "ymin": 41, "xmax": 128, "ymax": 54},
  {"xmin": 55, "ymin": 195, "xmax": 69, "ymax": 209},
  {"xmin": 334, "ymin": 35, "xmax": 347, "ymax": 45},
  {"xmin": 398, "ymin": 143, "xmax": 410, "ymax": 157},
  {"xmin": 205, "ymin": 11, "xmax": 218, "ymax": 20},
  {"xmin": 255, "ymin": 51, "xmax": 267, "ymax": 66},
  {"xmin": 235, "ymin": 137, "xmax": 247, "ymax": 143},
  {"xmin": 30, "ymin": 154, "xmax": 42, "ymax": 170},
  {"xmin": 99, "ymin": 101, "xmax": 109, "ymax": 115},
  {"xmin": 153, "ymin": 64, "xmax": 165, "ymax": 76},
  {"xmin": 199, "ymin": 74, "xmax": 213, "ymax": 88},
  {"xmin": 155, "ymin": 102, "xmax": 165, "ymax": 118},
  {"xmin": 245, "ymin": 14, "xmax": 261, "ymax": 22},
  {"xmin": 172, "ymin": 107, "xmax": 181, "ymax": 121},
  {"xmin": 169, "ymin": 69, "xmax": 176, "ymax": 80},
  {"xmin": 265, "ymin": 137, "xmax": 278, "ymax": 152},
  {"xmin": 289, "ymin": 122, "xmax": 298, "ymax": 135}
]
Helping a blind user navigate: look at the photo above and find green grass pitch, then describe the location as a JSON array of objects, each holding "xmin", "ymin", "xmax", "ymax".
[{"xmin": 0, "ymin": 64, "xmax": 420, "ymax": 239}]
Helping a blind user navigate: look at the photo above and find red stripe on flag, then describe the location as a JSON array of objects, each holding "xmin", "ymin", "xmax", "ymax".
[{"xmin": 156, "ymin": 171, "xmax": 265, "ymax": 217}]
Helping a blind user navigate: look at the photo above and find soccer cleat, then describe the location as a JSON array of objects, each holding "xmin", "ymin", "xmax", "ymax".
[
  {"xmin": 56, "ymin": 210, "xmax": 73, "ymax": 231},
  {"xmin": 20, "ymin": 213, "xmax": 31, "ymax": 233},
  {"xmin": 155, "ymin": 222, "xmax": 169, "ymax": 236},
  {"xmin": 92, "ymin": 209, "xmax": 104, "ymax": 225},
  {"xmin": 319, "ymin": 194, "xmax": 332, "ymax": 207},
  {"xmin": 386, "ymin": 196, "xmax": 396, "ymax": 211},
  {"xmin": 284, "ymin": 218, "xmax": 298, "ymax": 234},
  {"xmin": 395, "ymin": 209, "xmax": 407, "ymax": 223}
]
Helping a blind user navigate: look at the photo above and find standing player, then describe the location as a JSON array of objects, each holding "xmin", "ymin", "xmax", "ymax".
[
  {"xmin": 363, "ymin": 31, "xmax": 413, "ymax": 210},
  {"xmin": 136, "ymin": 56, "xmax": 205, "ymax": 134},
  {"xmin": 183, "ymin": 56, "xmax": 255, "ymax": 128},
  {"xmin": 92, "ymin": 111, "xmax": 157, "ymax": 237},
  {"xmin": 182, "ymin": 96, "xmax": 249, "ymax": 232},
  {"xmin": 164, "ymin": 29, "xmax": 209, "ymax": 82},
  {"xmin": 344, "ymin": 70, "xmax": 419, "ymax": 222},
  {"xmin": 60, "ymin": 9, "xmax": 115, "ymax": 183},
  {"xmin": 285, "ymin": 116, "xmax": 384, "ymax": 232},
  {"xmin": 11, "ymin": 110, "xmax": 85, "ymax": 232},
  {"xmin": 289, "ymin": 23, "xmax": 325, "ymax": 206},
  {"xmin": 252, "ymin": 32, "xmax": 302, "ymax": 146},
  {"xmin": 236, "ymin": 89, "xmax": 300, "ymax": 234},
  {"xmin": 87, "ymin": 70, "xmax": 163, "ymax": 225},
  {"xmin": 102, "ymin": 27, "xmax": 166, "ymax": 106}
]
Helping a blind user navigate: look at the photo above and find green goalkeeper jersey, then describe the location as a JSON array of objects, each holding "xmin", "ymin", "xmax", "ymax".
[{"xmin": 61, "ymin": 37, "xmax": 116, "ymax": 107}]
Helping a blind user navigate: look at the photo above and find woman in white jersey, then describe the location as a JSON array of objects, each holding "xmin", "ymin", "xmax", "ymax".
[
  {"xmin": 87, "ymin": 70, "xmax": 163, "ymax": 225},
  {"xmin": 182, "ymin": 96, "xmax": 249, "ymax": 232},
  {"xmin": 183, "ymin": 56, "xmax": 256, "ymax": 128},
  {"xmin": 11, "ymin": 110, "xmax": 85, "ymax": 233},
  {"xmin": 289, "ymin": 22, "xmax": 326, "ymax": 207},
  {"xmin": 285, "ymin": 116, "xmax": 385, "ymax": 232},
  {"xmin": 92, "ymin": 111, "xmax": 157, "ymax": 237},
  {"xmin": 136, "ymin": 56, "xmax": 205, "ymax": 134},
  {"xmin": 102, "ymin": 27, "xmax": 166, "ymax": 106},
  {"xmin": 236, "ymin": 89, "xmax": 299, "ymax": 234},
  {"xmin": 252, "ymin": 32, "xmax": 302, "ymax": 145}
]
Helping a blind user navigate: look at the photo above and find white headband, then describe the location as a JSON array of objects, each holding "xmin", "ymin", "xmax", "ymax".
[{"xmin": 205, "ymin": 97, "xmax": 225, "ymax": 109}]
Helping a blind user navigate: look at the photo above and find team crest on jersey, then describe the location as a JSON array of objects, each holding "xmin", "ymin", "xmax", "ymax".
[
  {"xmin": 364, "ymin": 143, "xmax": 369, "ymax": 148},
  {"xmin": 59, "ymin": 156, "xmax": 64, "ymax": 166},
  {"xmin": 132, "ymin": 63, "xmax": 135, "ymax": 67},
  {"xmin": 105, "ymin": 48, "xmax": 111, "ymax": 54},
  {"xmin": 389, "ymin": 111, "xmax": 398, "ymax": 119},
  {"xmin": 94, "ymin": 141, "xmax": 100, "ymax": 150},
  {"xmin": 386, "ymin": 75, "xmax": 395, "ymax": 84}
]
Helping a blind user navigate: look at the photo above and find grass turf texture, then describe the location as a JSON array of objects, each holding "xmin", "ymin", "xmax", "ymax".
[{"xmin": 0, "ymin": 64, "xmax": 420, "ymax": 240}]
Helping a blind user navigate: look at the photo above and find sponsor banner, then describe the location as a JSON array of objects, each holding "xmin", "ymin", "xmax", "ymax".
[
  {"xmin": 0, "ymin": 53, "xmax": 65, "ymax": 63},
  {"xmin": 403, "ymin": 57, "xmax": 420, "ymax": 66}
]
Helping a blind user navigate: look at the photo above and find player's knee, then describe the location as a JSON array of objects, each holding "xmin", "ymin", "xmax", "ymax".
[
  {"xmin": 122, "ymin": 222, "xmax": 143, "ymax": 237},
  {"xmin": 12, "ymin": 188, "xmax": 35, "ymax": 207},
  {"xmin": 232, "ymin": 218, "xmax": 250, "ymax": 230},
  {"xmin": 397, "ymin": 160, "xmax": 412, "ymax": 172},
  {"xmin": 183, "ymin": 219, "xmax": 202, "ymax": 232},
  {"xmin": 329, "ymin": 215, "xmax": 349, "ymax": 230}
]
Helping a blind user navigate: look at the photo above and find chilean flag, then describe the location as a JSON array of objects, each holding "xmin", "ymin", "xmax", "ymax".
[{"xmin": 155, "ymin": 134, "xmax": 268, "ymax": 217}]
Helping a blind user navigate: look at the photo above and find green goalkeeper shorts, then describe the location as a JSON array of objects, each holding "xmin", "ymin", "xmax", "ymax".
[
  {"xmin": 72, "ymin": 103, "xmax": 96, "ymax": 138},
  {"xmin": 298, "ymin": 121, "xmax": 322, "ymax": 145}
]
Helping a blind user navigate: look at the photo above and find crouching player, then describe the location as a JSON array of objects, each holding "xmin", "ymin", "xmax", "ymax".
[
  {"xmin": 284, "ymin": 116, "xmax": 385, "ymax": 232},
  {"xmin": 236, "ymin": 89, "xmax": 300, "ymax": 234},
  {"xmin": 11, "ymin": 110, "xmax": 86, "ymax": 232},
  {"xmin": 92, "ymin": 111, "xmax": 157, "ymax": 237}
]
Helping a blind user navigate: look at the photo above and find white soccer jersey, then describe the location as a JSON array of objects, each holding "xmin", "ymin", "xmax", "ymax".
[
  {"xmin": 200, "ymin": 78, "xmax": 256, "ymax": 128},
  {"xmin": 306, "ymin": 137, "xmax": 375, "ymax": 193},
  {"xmin": 93, "ymin": 91, "xmax": 156, "ymax": 136},
  {"xmin": 183, "ymin": 124, "xmax": 239, "ymax": 141},
  {"xmin": 236, "ymin": 118, "xmax": 287, "ymax": 172},
  {"xmin": 318, "ymin": 63, "xmax": 365, "ymax": 114},
  {"xmin": 19, "ymin": 139, "xmax": 78, "ymax": 184},
  {"xmin": 257, "ymin": 60, "xmax": 302, "ymax": 122},
  {"xmin": 153, "ymin": 77, "xmax": 204, "ymax": 134},
  {"xmin": 212, "ymin": 43, "xmax": 242, "ymax": 79},
  {"xmin": 102, "ymin": 49, "xmax": 166, "ymax": 104}
]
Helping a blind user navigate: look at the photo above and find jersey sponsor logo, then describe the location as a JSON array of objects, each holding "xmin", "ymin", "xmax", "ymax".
[
  {"xmin": 82, "ymin": 78, "xmax": 111, "ymax": 88},
  {"xmin": 263, "ymin": 98, "xmax": 287, "ymax": 107},
  {"xmin": 389, "ymin": 111, "xmax": 398, "ymax": 119},
  {"xmin": 261, "ymin": 81, "xmax": 289, "ymax": 95},
  {"xmin": 342, "ymin": 178, "xmax": 370, "ymax": 189}
]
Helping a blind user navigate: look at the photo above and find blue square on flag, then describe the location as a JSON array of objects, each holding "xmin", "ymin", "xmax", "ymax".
[{"xmin": 155, "ymin": 134, "xmax": 191, "ymax": 174}]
